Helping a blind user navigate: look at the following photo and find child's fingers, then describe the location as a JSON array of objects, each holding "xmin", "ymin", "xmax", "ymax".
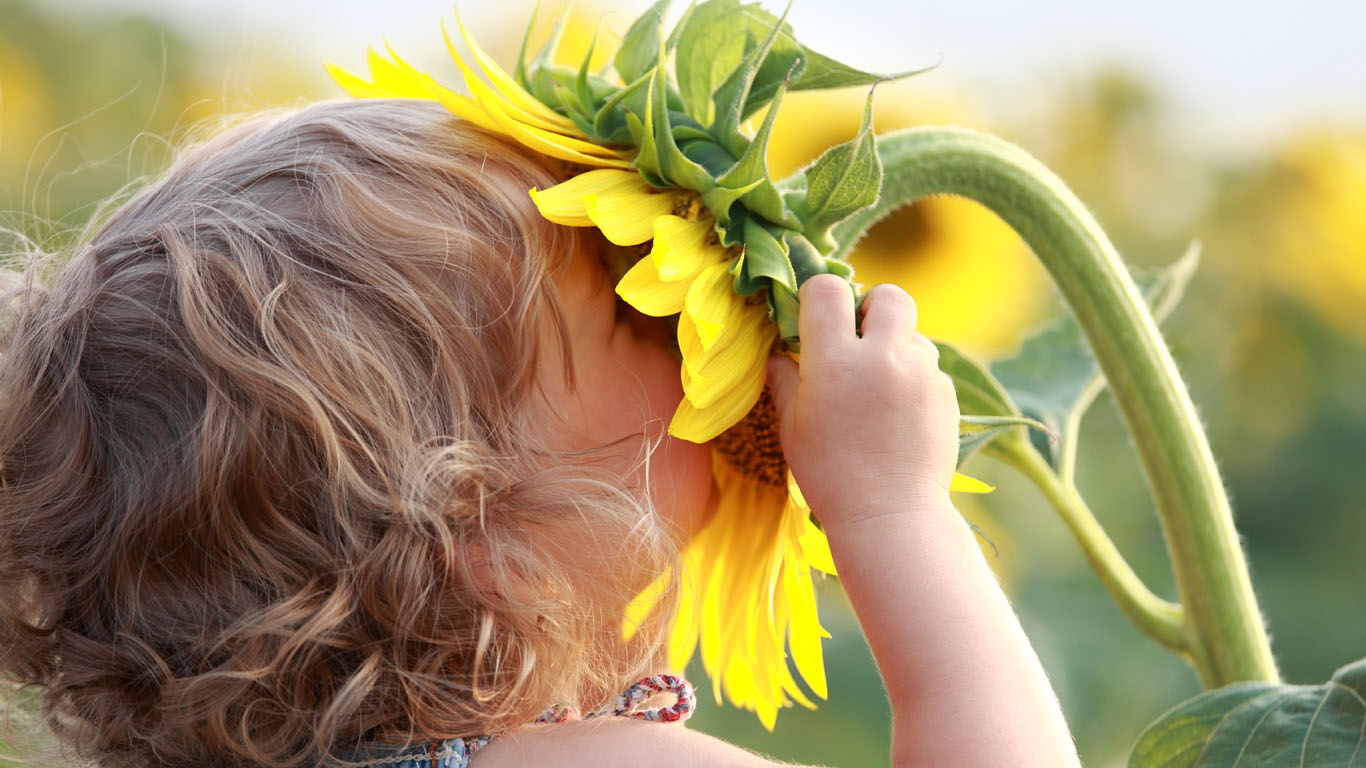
[
  {"xmin": 798, "ymin": 274, "xmax": 856, "ymax": 363},
  {"xmin": 765, "ymin": 354, "xmax": 800, "ymax": 440},
  {"xmin": 858, "ymin": 284, "xmax": 918, "ymax": 344}
]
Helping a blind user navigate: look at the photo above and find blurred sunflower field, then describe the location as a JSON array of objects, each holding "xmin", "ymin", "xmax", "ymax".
[{"xmin": 2, "ymin": 1, "xmax": 1364, "ymax": 766}]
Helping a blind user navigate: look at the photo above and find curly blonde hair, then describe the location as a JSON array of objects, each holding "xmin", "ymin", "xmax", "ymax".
[{"xmin": 0, "ymin": 100, "xmax": 676, "ymax": 768}]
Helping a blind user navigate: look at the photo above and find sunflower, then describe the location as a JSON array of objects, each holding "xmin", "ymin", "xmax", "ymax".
[{"xmin": 328, "ymin": 4, "xmax": 990, "ymax": 728}]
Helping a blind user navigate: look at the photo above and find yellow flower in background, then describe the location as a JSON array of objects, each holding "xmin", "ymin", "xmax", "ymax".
[
  {"xmin": 1257, "ymin": 133, "xmax": 1366, "ymax": 342},
  {"xmin": 765, "ymin": 85, "xmax": 1050, "ymax": 359}
]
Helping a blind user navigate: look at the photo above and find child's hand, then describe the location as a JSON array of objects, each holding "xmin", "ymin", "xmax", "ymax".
[{"xmin": 766, "ymin": 274, "xmax": 960, "ymax": 526}]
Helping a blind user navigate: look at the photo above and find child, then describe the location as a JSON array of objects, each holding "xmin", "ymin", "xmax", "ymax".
[{"xmin": 0, "ymin": 99, "xmax": 1080, "ymax": 767}]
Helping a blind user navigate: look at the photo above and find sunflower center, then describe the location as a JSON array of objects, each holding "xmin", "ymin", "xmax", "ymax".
[{"xmin": 713, "ymin": 387, "xmax": 788, "ymax": 488}]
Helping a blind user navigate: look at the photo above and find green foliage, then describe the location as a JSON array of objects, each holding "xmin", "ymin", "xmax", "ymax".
[
  {"xmin": 514, "ymin": 0, "xmax": 923, "ymax": 344},
  {"xmin": 1130, "ymin": 657, "xmax": 1366, "ymax": 767},
  {"xmin": 991, "ymin": 243, "xmax": 1200, "ymax": 466},
  {"xmin": 800, "ymin": 88, "xmax": 882, "ymax": 254}
]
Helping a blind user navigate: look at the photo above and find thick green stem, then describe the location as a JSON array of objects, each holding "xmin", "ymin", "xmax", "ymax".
[
  {"xmin": 828, "ymin": 126, "xmax": 1277, "ymax": 688},
  {"xmin": 1003, "ymin": 442, "xmax": 1187, "ymax": 653}
]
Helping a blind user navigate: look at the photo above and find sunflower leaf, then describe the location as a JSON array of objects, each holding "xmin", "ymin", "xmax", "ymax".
[
  {"xmin": 675, "ymin": 0, "xmax": 750, "ymax": 127},
  {"xmin": 736, "ymin": 4, "xmax": 931, "ymax": 120},
  {"xmin": 934, "ymin": 343, "xmax": 1028, "ymax": 464},
  {"xmin": 803, "ymin": 86, "xmax": 882, "ymax": 254},
  {"xmin": 614, "ymin": 0, "xmax": 670, "ymax": 84},
  {"xmin": 991, "ymin": 243, "xmax": 1201, "ymax": 467},
  {"xmin": 1130, "ymin": 656, "xmax": 1366, "ymax": 768}
]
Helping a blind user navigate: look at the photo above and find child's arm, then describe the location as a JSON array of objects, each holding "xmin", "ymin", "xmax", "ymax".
[{"xmin": 765, "ymin": 274, "xmax": 1081, "ymax": 767}]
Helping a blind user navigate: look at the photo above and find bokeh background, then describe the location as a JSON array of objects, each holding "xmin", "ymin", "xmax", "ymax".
[{"xmin": 3, "ymin": 1, "xmax": 1364, "ymax": 765}]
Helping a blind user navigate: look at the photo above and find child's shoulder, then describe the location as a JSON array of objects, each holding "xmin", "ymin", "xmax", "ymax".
[{"xmin": 470, "ymin": 718, "xmax": 816, "ymax": 768}]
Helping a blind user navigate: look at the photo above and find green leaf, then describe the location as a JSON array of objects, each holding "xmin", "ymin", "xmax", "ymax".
[
  {"xmin": 802, "ymin": 87, "xmax": 882, "ymax": 253},
  {"xmin": 1130, "ymin": 657, "xmax": 1366, "ymax": 767},
  {"xmin": 934, "ymin": 342, "xmax": 1028, "ymax": 464},
  {"xmin": 739, "ymin": 218, "xmax": 797, "ymax": 294},
  {"xmin": 613, "ymin": 0, "xmax": 670, "ymax": 84},
  {"xmin": 736, "ymin": 4, "xmax": 933, "ymax": 119},
  {"xmin": 991, "ymin": 244, "xmax": 1201, "ymax": 466},
  {"xmin": 674, "ymin": 0, "xmax": 750, "ymax": 127}
]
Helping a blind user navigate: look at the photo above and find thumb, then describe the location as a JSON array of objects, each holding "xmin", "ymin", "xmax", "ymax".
[{"xmin": 765, "ymin": 353, "xmax": 800, "ymax": 440}]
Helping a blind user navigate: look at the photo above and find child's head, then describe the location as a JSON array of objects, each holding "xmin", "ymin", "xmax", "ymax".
[{"xmin": 0, "ymin": 99, "xmax": 696, "ymax": 767}]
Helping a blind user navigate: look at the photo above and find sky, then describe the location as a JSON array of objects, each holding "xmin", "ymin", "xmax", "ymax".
[{"xmin": 45, "ymin": 0, "xmax": 1366, "ymax": 157}]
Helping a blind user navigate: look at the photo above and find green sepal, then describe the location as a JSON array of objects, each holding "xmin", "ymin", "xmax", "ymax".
[
  {"xmin": 550, "ymin": 83, "xmax": 599, "ymax": 139},
  {"xmin": 739, "ymin": 217, "xmax": 797, "ymax": 294},
  {"xmin": 718, "ymin": 205, "xmax": 749, "ymax": 247},
  {"xmin": 729, "ymin": 253, "xmax": 763, "ymax": 296},
  {"xmin": 700, "ymin": 178, "xmax": 763, "ymax": 227},
  {"xmin": 674, "ymin": 0, "xmax": 750, "ymax": 127},
  {"xmin": 624, "ymin": 109, "xmax": 668, "ymax": 188},
  {"xmin": 783, "ymin": 231, "xmax": 828, "ymax": 285},
  {"xmin": 711, "ymin": 0, "xmax": 793, "ymax": 151},
  {"xmin": 671, "ymin": 125, "xmax": 714, "ymax": 143},
  {"xmin": 575, "ymin": 24, "xmax": 602, "ymax": 116},
  {"xmin": 514, "ymin": 0, "xmax": 541, "ymax": 89},
  {"xmin": 593, "ymin": 70, "xmax": 652, "ymax": 140},
  {"xmin": 771, "ymin": 281, "xmax": 801, "ymax": 345},
  {"xmin": 717, "ymin": 59, "xmax": 800, "ymax": 229},
  {"xmin": 613, "ymin": 0, "xmax": 671, "ymax": 84},
  {"xmin": 649, "ymin": 41, "xmax": 716, "ymax": 192},
  {"xmin": 521, "ymin": 4, "xmax": 572, "ymax": 106},
  {"xmin": 682, "ymin": 138, "xmax": 739, "ymax": 177},
  {"xmin": 802, "ymin": 85, "xmax": 882, "ymax": 253},
  {"xmin": 824, "ymin": 257, "xmax": 855, "ymax": 282}
]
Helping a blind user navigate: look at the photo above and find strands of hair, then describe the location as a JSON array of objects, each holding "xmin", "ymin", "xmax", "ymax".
[{"xmin": 0, "ymin": 100, "xmax": 677, "ymax": 768}]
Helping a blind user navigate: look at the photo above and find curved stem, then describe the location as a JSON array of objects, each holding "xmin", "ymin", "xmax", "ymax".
[
  {"xmin": 1001, "ymin": 442, "xmax": 1187, "ymax": 653},
  {"xmin": 823, "ymin": 126, "xmax": 1277, "ymax": 688}
]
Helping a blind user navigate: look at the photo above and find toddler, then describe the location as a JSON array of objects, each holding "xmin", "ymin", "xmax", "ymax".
[{"xmin": 0, "ymin": 99, "xmax": 1079, "ymax": 767}]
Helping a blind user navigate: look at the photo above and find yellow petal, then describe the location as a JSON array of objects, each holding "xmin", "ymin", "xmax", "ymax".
[
  {"xmin": 379, "ymin": 44, "xmax": 502, "ymax": 133},
  {"xmin": 650, "ymin": 215, "xmax": 724, "ymax": 281},
  {"xmin": 784, "ymin": 551, "xmax": 828, "ymax": 699},
  {"xmin": 683, "ymin": 261, "xmax": 750, "ymax": 350},
  {"xmin": 679, "ymin": 312, "xmax": 773, "ymax": 410},
  {"xmin": 324, "ymin": 60, "xmax": 391, "ymax": 98},
  {"xmin": 366, "ymin": 47, "xmax": 432, "ymax": 97},
  {"xmin": 616, "ymin": 257, "xmax": 689, "ymax": 317},
  {"xmin": 529, "ymin": 169, "xmax": 649, "ymax": 227},
  {"xmin": 584, "ymin": 189, "xmax": 675, "ymax": 246},
  {"xmin": 669, "ymin": 347, "xmax": 769, "ymax": 442},
  {"xmin": 951, "ymin": 472, "xmax": 996, "ymax": 493},
  {"xmin": 444, "ymin": 32, "xmax": 630, "ymax": 168},
  {"xmin": 450, "ymin": 12, "xmax": 581, "ymax": 135}
]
